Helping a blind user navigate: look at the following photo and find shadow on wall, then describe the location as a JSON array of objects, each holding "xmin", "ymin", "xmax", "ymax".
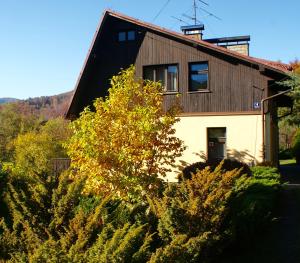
[
  {"xmin": 166, "ymin": 149, "xmax": 261, "ymax": 180},
  {"xmin": 227, "ymin": 149, "xmax": 260, "ymax": 166},
  {"xmin": 177, "ymin": 149, "xmax": 260, "ymax": 170}
]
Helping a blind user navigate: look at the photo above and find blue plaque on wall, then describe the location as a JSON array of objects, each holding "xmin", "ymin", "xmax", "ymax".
[{"xmin": 253, "ymin": 102, "xmax": 260, "ymax": 109}]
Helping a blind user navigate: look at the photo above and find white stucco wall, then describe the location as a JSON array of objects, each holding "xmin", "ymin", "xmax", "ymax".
[{"xmin": 166, "ymin": 114, "xmax": 263, "ymax": 181}]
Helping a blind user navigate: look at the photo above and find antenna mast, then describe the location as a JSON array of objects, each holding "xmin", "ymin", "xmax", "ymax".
[{"xmin": 193, "ymin": 0, "xmax": 197, "ymax": 25}]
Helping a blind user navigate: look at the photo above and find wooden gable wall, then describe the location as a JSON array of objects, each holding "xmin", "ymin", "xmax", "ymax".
[{"xmin": 68, "ymin": 15, "xmax": 277, "ymax": 117}]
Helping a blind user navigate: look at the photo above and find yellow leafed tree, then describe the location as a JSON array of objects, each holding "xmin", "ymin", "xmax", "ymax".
[{"xmin": 66, "ymin": 66, "xmax": 185, "ymax": 200}]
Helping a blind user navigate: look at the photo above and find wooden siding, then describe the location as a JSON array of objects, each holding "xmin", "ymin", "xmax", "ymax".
[{"xmin": 134, "ymin": 31, "xmax": 269, "ymax": 113}]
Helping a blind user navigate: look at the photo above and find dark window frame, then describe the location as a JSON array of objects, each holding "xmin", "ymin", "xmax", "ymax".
[
  {"xmin": 143, "ymin": 64, "xmax": 179, "ymax": 93},
  {"xmin": 117, "ymin": 30, "xmax": 136, "ymax": 42},
  {"xmin": 188, "ymin": 61, "xmax": 209, "ymax": 93}
]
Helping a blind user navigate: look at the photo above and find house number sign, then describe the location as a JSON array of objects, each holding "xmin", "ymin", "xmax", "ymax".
[{"xmin": 253, "ymin": 102, "xmax": 260, "ymax": 109}]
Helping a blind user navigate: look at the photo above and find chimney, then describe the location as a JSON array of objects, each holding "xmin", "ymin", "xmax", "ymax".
[
  {"xmin": 181, "ymin": 24, "xmax": 205, "ymax": 40},
  {"xmin": 204, "ymin": 36, "xmax": 251, "ymax": 56}
]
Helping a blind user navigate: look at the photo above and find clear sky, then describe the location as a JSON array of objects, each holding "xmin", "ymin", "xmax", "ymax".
[{"xmin": 0, "ymin": 0, "xmax": 299, "ymax": 99}]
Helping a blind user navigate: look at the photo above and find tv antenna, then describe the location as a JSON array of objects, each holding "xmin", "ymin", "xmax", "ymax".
[
  {"xmin": 198, "ymin": 6, "xmax": 222, "ymax": 21},
  {"xmin": 171, "ymin": 16, "xmax": 189, "ymax": 25},
  {"xmin": 179, "ymin": 0, "xmax": 221, "ymax": 25}
]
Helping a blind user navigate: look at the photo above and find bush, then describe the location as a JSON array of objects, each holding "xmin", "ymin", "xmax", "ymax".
[
  {"xmin": 0, "ymin": 168, "xmax": 156, "ymax": 262},
  {"xmin": 224, "ymin": 166, "xmax": 281, "ymax": 251},
  {"xmin": 251, "ymin": 166, "xmax": 281, "ymax": 182},
  {"xmin": 148, "ymin": 162, "xmax": 243, "ymax": 262},
  {"xmin": 180, "ymin": 159, "xmax": 251, "ymax": 180},
  {"xmin": 279, "ymin": 148, "xmax": 293, "ymax": 160},
  {"xmin": 0, "ymin": 162, "xmax": 281, "ymax": 262}
]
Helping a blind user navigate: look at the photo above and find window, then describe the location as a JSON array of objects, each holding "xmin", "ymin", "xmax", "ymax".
[
  {"xmin": 143, "ymin": 65, "xmax": 178, "ymax": 92},
  {"xmin": 118, "ymin": 30, "xmax": 136, "ymax": 42},
  {"xmin": 118, "ymin": 32, "xmax": 127, "ymax": 42},
  {"xmin": 127, "ymin": 30, "xmax": 136, "ymax": 41},
  {"xmin": 189, "ymin": 62, "xmax": 209, "ymax": 92}
]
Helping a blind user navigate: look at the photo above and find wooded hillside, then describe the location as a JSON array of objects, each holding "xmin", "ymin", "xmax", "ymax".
[{"xmin": 0, "ymin": 91, "xmax": 73, "ymax": 118}]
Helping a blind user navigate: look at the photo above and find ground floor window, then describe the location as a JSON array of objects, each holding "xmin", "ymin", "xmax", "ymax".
[
  {"xmin": 143, "ymin": 64, "xmax": 178, "ymax": 92},
  {"xmin": 207, "ymin": 127, "xmax": 226, "ymax": 161}
]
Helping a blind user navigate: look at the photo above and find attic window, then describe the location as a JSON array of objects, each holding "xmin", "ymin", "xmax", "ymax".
[
  {"xmin": 118, "ymin": 30, "xmax": 136, "ymax": 42},
  {"xmin": 118, "ymin": 32, "xmax": 126, "ymax": 42},
  {"xmin": 127, "ymin": 31, "xmax": 135, "ymax": 40}
]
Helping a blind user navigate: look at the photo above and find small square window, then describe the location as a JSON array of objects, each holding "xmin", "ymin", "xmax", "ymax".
[
  {"xmin": 118, "ymin": 32, "xmax": 126, "ymax": 42},
  {"xmin": 127, "ymin": 31, "xmax": 136, "ymax": 41}
]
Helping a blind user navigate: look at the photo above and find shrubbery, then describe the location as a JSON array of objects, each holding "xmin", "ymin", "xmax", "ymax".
[
  {"xmin": 180, "ymin": 158, "xmax": 252, "ymax": 180},
  {"xmin": 221, "ymin": 165, "xmax": 281, "ymax": 256},
  {"xmin": 0, "ymin": 161, "xmax": 281, "ymax": 262},
  {"xmin": 279, "ymin": 148, "xmax": 293, "ymax": 160}
]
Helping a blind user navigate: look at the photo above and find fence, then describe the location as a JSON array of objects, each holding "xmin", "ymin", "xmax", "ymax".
[{"xmin": 52, "ymin": 158, "xmax": 71, "ymax": 177}]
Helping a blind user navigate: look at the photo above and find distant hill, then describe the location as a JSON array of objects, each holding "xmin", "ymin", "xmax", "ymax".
[
  {"xmin": 25, "ymin": 91, "xmax": 73, "ymax": 118},
  {"xmin": 0, "ymin": 91, "xmax": 73, "ymax": 119},
  {"xmin": 0, "ymin": 98, "xmax": 19, "ymax": 104}
]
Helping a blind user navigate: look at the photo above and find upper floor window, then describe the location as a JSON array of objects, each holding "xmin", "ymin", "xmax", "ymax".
[
  {"xmin": 118, "ymin": 30, "xmax": 136, "ymax": 42},
  {"xmin": 189, "ymin": 62, "xmax": 209, "ymax": 92},
  {"xmin": 143, "ymin": 64, "xmax": 178, "ymax": 93}
]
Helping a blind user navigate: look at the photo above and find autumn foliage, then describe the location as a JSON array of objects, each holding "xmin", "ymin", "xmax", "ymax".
[
  {"xmin": 66, "ymin": 66, "xmax": 185, "ymax": 199},
  {"xmin": 290, "ymin": 59, "xmax": 300, "ymax": 75}
]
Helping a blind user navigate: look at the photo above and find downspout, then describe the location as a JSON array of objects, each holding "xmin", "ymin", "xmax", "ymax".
[{"xmin": 261, "ymin": 89, "xmax": 292, "ymax": 162}]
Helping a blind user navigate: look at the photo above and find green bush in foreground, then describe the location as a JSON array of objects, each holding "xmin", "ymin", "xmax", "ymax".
[
  {"xmin": 0, "ymin": 162, "xmax": 281, "ymax": 262},
  {"xmin": 148, "ymin": 162, "xmax": 244, "ymax": 262},
  {"xmin": 225, "ymin": 166, "xmax": 281, "ymax": 247}
]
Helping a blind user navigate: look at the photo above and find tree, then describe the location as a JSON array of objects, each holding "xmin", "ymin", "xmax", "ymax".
[
  {"xmin": 278, "ymin": 73, "xmax": 300, "ymax": 126},
  {"xmin": 290, "ymin": 59, "xmax": 300, "ymax": 75},
  {"xmin": 12, "ymin": 117, "xmax": 70, "ymax": 177},
  {"xmin": 0, "ymin": 103, "xmax": 41, "ymax": 162},
  {"xmin": 66, "ymin": 66, "xmax": 185, "ymax": 200}
]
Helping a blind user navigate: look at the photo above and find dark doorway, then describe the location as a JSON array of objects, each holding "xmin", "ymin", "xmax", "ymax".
[{"xmin": 207, "ymin": 127, "xmax": 226, "ymax": 161}]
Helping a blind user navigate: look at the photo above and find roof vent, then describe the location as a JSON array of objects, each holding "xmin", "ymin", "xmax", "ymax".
[{"xmin": 181, "ymin": 24, "xmax": 204, "ymax": 40}]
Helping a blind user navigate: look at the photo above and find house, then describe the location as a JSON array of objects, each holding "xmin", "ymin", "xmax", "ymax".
[{"xmin": 66, "ymin": 10, "xmax": 292, "ymax": 177}]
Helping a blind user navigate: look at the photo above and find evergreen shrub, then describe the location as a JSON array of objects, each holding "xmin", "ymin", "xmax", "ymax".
[
  {"xmin": 225, "ymin": 165, "xmax": 281, "ymax": 247},
  {"xmin": 180, "ymin": 158, "xmax": 251, "ymax": 180}
]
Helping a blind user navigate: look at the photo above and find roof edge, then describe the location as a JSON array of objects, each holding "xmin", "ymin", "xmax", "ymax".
[{"xmin": 65, "ymin": 10, "xmax": 111, "ymax": 118}]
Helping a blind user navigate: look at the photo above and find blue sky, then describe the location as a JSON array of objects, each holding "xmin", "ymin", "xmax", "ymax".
[{"xmin": 0, "ymin": 0, "xmax": 299, "ymax": 99}]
